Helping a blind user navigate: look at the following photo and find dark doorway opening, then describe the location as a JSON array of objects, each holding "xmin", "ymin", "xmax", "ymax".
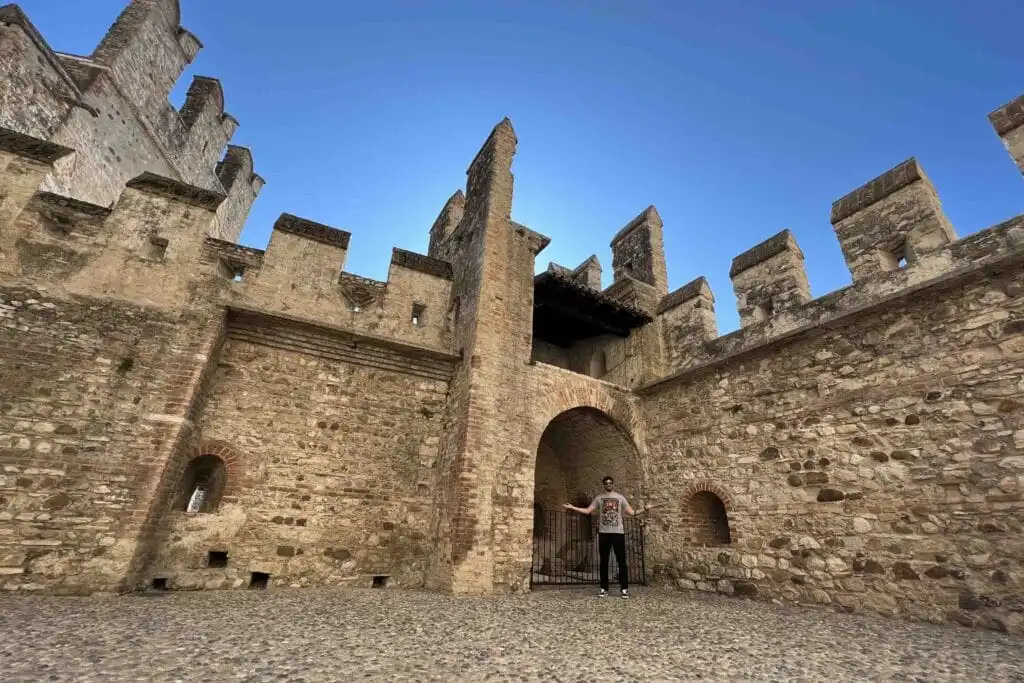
[{"xmin": 249, "ymin": 572, "xmax": 270, "ymax": 589}]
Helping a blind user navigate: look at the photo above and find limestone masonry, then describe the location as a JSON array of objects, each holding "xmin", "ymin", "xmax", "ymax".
[{"xmin": 1, "ymin": 0, "xmax": 1023, "ymax": 636}]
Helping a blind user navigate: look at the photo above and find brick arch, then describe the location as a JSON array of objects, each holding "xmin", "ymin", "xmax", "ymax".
[
  {"xmin": 188, "ymin": 439, "xmax": 247, "ymax": 498},
  {"xmin": 680, "ymin": 480, "xmax": 737, "ymax": 545},
  {"xmin": 528, "ymin": 381, "xmax": 646, "ymax": 461},
  {"xmin": 680, "ymin": 480, "xmax": 735, "ymax": 508},
  {"xmin": 491, "ymin": 379, "xmax": 650, "ymax": 590}
]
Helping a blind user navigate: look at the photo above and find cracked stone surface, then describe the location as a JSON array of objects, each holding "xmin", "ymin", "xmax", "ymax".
[{"xmin": 0, "ymin": 588, "xmax": 1020, "ymax": 682}]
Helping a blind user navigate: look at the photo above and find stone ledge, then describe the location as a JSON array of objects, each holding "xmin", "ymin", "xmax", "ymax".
[
  {"xmin": 227, "ymin": 304, "xmax": 460, "ymax": 365},
  {"xmin": 657, "ymin": 277, "xmax": 713, "ymax": 315},
  {"xmin": 391, "ymin": 248, "xmax": 452, "ymax": 280},
  {"xmin": 989, "ymin": 94, "xmax": 1024, "ymax": 136},
  {"xmin": 30, "ymin": 191, "xmax": 110, "ymax": 218},
  {"xmin": 729, "ymin": 230, "xmax": 801, "ymax": 278},
  {"xmin": 610, "ymin": 206, "xmax": 662, "ymax": 246},
  {"xmin": 125, "ymin": 172, "xmax": 225, "ymax": 211},
  {"xmin": 273, "ymin": 213, "xmax": 351, "ymax": 249},
  {"xmin": 830, "ymin": 158, "xmax": 922, "ymax": 224},
  {"xmin": 0, "ymin": 128, "xmax": 74, "ymax": 165}
]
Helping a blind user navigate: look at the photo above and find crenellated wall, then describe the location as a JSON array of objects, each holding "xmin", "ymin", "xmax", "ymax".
[
  {"xmin": 0, "ymin": 122, "xmax": 462, "ymax": 594},
  {"xmin": 0, "ymin": 1, "xmax": 260, "ymax": 241}
]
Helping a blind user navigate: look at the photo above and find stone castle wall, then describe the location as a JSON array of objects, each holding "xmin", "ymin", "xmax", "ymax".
[
  {"xmin": 1, "ymin": 0, "xmax": 1023, "ymax": 638},
  {"xmin": 642, "ymin": 243, "xmax": 1024, "ymax": 632},
  {"xmin": 0, "ymin": 1, "xmax": 261, "ymax": 242}
]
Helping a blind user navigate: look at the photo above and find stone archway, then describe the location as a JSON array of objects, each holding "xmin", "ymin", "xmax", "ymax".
[
  {"xmin": 531, "ymin": 406, "xmax": 644, "ymax": 585},
  {"xmin": 490, "ymin": 379, "xmax": 648, "ymax": 591}
]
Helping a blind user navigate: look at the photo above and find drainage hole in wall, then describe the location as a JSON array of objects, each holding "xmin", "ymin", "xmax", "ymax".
[
  {"xmin": 151, "ymin": 578, "xmax": 168, "ymax": 591},
  {"xmin": 372, "ymin": 575, "xmax": 390, "ymax": 588},
  {"xmin": 208, "ymin": 551, "xmax": 228, "ymax": 568},
  {"xmin": 249, "ymin": 572, "xmax": 270, "ymax": 589}
]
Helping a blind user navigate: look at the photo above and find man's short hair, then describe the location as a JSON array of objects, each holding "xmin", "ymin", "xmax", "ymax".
[{"xmin": 602, "ymin": 476, "xmax": 614, "ymax": 483}]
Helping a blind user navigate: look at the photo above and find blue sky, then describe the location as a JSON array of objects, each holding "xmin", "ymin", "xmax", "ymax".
[{"xmin": 21, "ymin": 0, "xmax": 1024, "ymax": 332}]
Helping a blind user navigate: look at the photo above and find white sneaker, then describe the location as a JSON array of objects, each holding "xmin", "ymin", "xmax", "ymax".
[
  {"xmin": 620, "ymin": 589, "xmax": 630, "ymax": 599},
  {"xmin": 597, "ymin": 588, "xmax": 608, "ymax": 597}
]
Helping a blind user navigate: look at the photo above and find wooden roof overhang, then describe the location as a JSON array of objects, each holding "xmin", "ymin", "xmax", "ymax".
[{"xmin": 532, "ymin": 271, "xmax": 652, "ymax": 348}]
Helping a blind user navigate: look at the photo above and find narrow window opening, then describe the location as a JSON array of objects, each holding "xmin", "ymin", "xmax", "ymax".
[
  {"xmin": 145, "ymin": 235, "xmax": 169, "ymax": 261},
  {"xmin": 411, "ymin": 303, "xmax": 426, "ymax": 327},
  {"xmin": 218, "ymin": 258, "xmax": 246, "ymax": 282},
  {"xmin": 249, "ymin": 571, "xmax": 270, "ymax": 589},
  {"xmin": 208, "ymin": 551, "xmax": 228, "ymax": 568},
  {"xmin": 371, "ymin": 575, "xmax": 390, "ymax": 588},
  {"xmin": 754, "ymin": 299, "xmax": 774, "ymax": 322},
  {"xmin": 351, "ymin": 302, "xmax": 361, "ymax": 313},
  {"xmin": 622, "ymin": 261, "xmax": 634, "ymax": 278},
  {"xmin": 151, "ymin": 577, "xmax": 168, "ymax": 590},
  {"xmin": 880, "ymin": 242, "xmax": 908, "ymax": 271}
]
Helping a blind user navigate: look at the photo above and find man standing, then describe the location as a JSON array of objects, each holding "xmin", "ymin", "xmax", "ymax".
[{"xmin": 563, "ymin": 476, "xmax": 647, "ymax": 598}]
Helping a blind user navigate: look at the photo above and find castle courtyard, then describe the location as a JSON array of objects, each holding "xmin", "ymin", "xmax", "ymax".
[{"xmin": 0, "ymin": 588, "xmax": 1019, "ymax": 682}]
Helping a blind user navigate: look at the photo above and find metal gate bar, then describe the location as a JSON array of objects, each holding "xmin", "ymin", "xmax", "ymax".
[{"xmin": 530, "ymin": 509, "xmax": 645, "ymax": 587}]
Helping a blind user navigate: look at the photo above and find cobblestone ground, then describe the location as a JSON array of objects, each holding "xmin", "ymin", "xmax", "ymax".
[{"xmin": 0, "ymin": 587, "xmax": 1020, "ymax": 682}]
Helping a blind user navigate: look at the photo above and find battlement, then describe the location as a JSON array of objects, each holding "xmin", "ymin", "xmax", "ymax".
[
  {"xmin": 3, "ymin": 78, "xmax": 1022, "ymax": 384},
  {"xmin": 729, "ymin": 229, "xmax": 811, "ymax": 328},
  {"xmin": 0, "ymin": 1, "xmax": 259, "ymax": 240},
  {"xmin": 830, "ymin": 158, "xmax": 956, "ymax": 282},
  {"xmin": 646, "ymin": 93, "xmax": 1024, "ymax": 378},
  {"xmin": 610, "ymin": 205, "xmax": 668, "ymax": 295}
]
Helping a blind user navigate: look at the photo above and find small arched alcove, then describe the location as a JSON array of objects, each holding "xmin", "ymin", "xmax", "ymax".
[
  {"xmin": 175, "ymin": 454, "xmax": 228, "ymax": 513},
  {"xmin": 683, "ymin": 489, "xmax": 732, "ymax": 545}
]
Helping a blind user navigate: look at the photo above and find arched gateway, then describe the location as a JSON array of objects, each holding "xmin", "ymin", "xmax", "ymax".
[{"xmin": 530, "ymin": 406, "xmax": 646, "ymax": 587}]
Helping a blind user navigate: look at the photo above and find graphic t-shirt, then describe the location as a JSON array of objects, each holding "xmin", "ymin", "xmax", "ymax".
[{"xmin": 591, "ymin": 492, "xmax": 629, "ymax": 534}]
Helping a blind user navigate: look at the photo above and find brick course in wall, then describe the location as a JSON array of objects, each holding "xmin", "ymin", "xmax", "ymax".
[{"xmin": 1, "ymin": 0, "xmax": 1023, "ymax": 638}]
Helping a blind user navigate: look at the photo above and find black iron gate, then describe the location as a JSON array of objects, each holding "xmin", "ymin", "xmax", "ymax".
[{"xmin": 530, "ymin": 509, "xmax": 645, "ymax": 587}]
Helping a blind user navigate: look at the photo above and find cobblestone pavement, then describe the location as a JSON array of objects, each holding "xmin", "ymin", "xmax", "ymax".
[{"xmin": 0, "ymin": 587, "xmax": 1020, "ymax": 682}]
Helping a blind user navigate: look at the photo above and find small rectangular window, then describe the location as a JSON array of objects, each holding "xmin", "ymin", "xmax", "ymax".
[
  {"xmin": 880, "ymin": 241, "xmax": 908, "ymax": 271},
  {"xmin": 249, "ymin": 571, "xmax": 270, "ymax": 589},
  {"xmin": 208, "ymin": 550, "xmax": 228, "ymax": 568},
  {"xmin": 411, "ymin": 303, "xmax": 426, "ymax": 327},
  {"xmin": 145, "ymin": 235, "xmax": 169, "ymax": 261},
  {"xmin": 754, "ymin": 299, "xmax": 774, "ymax": 323},
  {"xmin": 217, "ymin": 258, "xmax": 245, "ymax": 282}
]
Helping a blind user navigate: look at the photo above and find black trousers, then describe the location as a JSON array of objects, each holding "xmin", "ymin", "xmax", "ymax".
[{"xmin": 598, "ymin": 532, "xmax": 628, "ymax": 590}]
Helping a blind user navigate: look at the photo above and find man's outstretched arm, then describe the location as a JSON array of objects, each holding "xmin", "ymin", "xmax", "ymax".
[
  {"xmin": 624, "ymin": 502, "xmax": 654, "ymax": 517},
  {"xmin": 563, "ymin": 503, "xmax": 595, "ymax": 515}
]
